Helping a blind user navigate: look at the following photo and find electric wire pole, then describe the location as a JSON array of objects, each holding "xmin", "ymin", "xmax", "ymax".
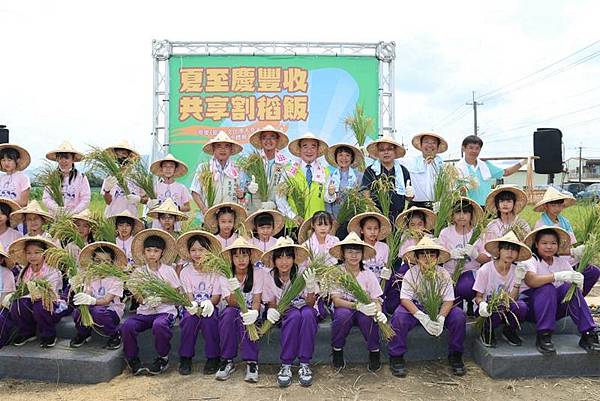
[{"xmin": 466, "ymin": 91, "xmax": 483, "ymax": 136}]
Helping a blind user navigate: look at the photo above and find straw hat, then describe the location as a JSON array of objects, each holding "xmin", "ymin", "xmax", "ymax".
[
  {"xmin": 485, "ymin": 185, "xmax": 528, "ymax": 215},
  {"xmin": 203, "ymin": 202, "xmax": 248, "ymax": 232},
  {"xmin": 146, "ymin": 198, "xmax": 188, "ymax": 222},
  {"xmin": 347, "ymin": 212, "xmax": 392, "ymax": 241},
  {"xmin": 176, "ymin": 230, "xmax": 222, "ymax": 261},
  {"xmin": 484, "ymin": 231, "xmax": 532, "ymax": 262},
  {"xmin": 109, "ymin": 210, "xmax": 145, "ymax": 235},
  {"xmin": 45, "ymin": 141, "xmax": 84, "ymax": 162},
  {"xmin": 0, "ymin": 197, "xmax": 22, "ymax": 227},
  {"xmin": 523, "ymin": 226, "xmax": 571, "ymax": 256},
  {"xmin": 8, "ymin": 235, "xmax": 57, "ymax": 266},
  {"xmin": 395, "ymin": 206, "xmax": 436, "ymax": 232},
  {"xmin": 202, "ymin": 131, "xmax": 243, "ymax": 156},
  {"xmin": 325, "ymin": 143, "xmax": 364, "ymax": 169},
  {"xmin": 261, "ymin": 237, "xmax": 309, "ymax": 267},
  {"xmin": 10, "ymin": 200, "xmax": 53, "ymax": 224},
  {"xmin": 244, "ymin": 209, "xmax": 285, "ymax": 235},
  {"xmin": 72, "ymin": 209, "xmax": 95, "ymax": 225},
  {"xmin": 453, "ymin": 197, "xmax": 484, "ymax": 226},
  {"xmin": 402, "ymin": 236, "xmax": 451, "ymax": 264},
  {"xmin": 248, "ymin": 125, "xmax": 289, "ymax": 150},
  {"xmin": 329, "ymin": 232, "xmax": 376, "ymax": 260},
  {"xmin": 366, "ymin": 135, "xmax": 406, "ymax": 159},
  {"xmin": 106, "ymin": 140, "xmax": 140, "ymax": 159},
  {"xmin": 150, "ymin": 153, "xmax": 189, "ymax": 178},
  {"xmin": 0, "ymin": 144, "xmax": 31, "ymax": 171},
  {"xmin": 411, "ymin": 132, "xmax": 448, "ymax": 154},
  {"xmin": 0, "ymin": 243, "xmax": 15, "ymax": 268},
  {"xmin": 287, "ymin": 132, "xmax": 329, "ymax": 158},
  {"xmin": 221, "ymin": 237, "xmax": 263, "ymax": 264},
  {"xmin": 533, "ymin": 186, "xmax": 576, "ymax": 212},
  {"xmin": 131, "ymin": 228, "xmax": 177, "ymax": 265},
  {"xmin": 79, "ymin": 241, "xmax": 128, "ymax": 268},
  {"xmin": 297, "ymin": 218, "xmax": 340, "ymax": 244}
]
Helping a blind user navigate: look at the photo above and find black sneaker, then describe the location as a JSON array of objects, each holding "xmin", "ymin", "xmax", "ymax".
[
  {"xmin": 480, "ymin": 327, "xmax": 497, "ymax": 348},
  {"xmin": 579, "ymin": 331, "xmax": 600, "ymax": 353},
  {"xmin": 466, "ymin": 301, "xmax": 475, "ymax": 317},
  {"xmin": 203, "ymin": 357, "xmax": 220, "ymax": 375},
  {"xmin": 536, "ymin": 332, "xmax": 556, "ymax": 354},
  {"xmin": 368, "ymin": 350, "xmax": 381, "ymax": 372},
  {"xmin": 127, "ymin": 357, "xmax": 146, "ymax": 376},
  {"xmin": 105, "ymin": 333, "xmax": 122, "ymax": 350},
  {"xmin": 12, "ymin": 334, "xmax": 36, "ymax": 347},
  {"xmin": 40, "ymin": 336, "xmax": 56, "ymax": 348},
  {"xmin": 502, "ymin": 326, "xmax": 522, "ymax": 346},
  {"xmin": 332, "ymin": 348, "xmax": 345, "ymax": 369},
  {"xmin": 389, "ymin": 356, "xmax": 407, "ymax": 377},
  {"xmin": 448, "ymin": 352, "xmax": 466, "ymax": 376},
  {"xmin": 148, "ymin": 356, "xmax": 169, "ymax": 375},
  {"xmin": 69, "ymin": 333, "xmax": 91, "ymax": 348},
  {"xmin": 178, "ymin": 357, "xmax": 192, "ymax": 375}
]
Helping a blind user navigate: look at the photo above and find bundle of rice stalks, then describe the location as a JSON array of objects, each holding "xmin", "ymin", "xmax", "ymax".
[
  {"xmin": 85, "ymin": 262, "xmax": 130, "ymax": 282},
  {"xmin": 130, "ymin": 158, "xmax": 156, "ymax": 199},
  {"xmin": 562, "ymin": 231, "xmax": 600, "ymax": 304},
  {"xmin": 502, "ymin": 219, "xmax": 530, "ymax": 241},
  {"xmin": 35, "ymin": 162, "xmax": 64, "ymax": 207},
  {"xmin": 26, "ymin": 279, "xmax": 57, "ymax": 312},
  {"xmin": 237, "ymin": 152, "xmax": 269, "ymax": 202},
  {"xmin": 127, "ymin": 269, "xmax": 191, "ymax": 307},
  {"xmin": 475, "ymin": 288, "xmax": 519, "ymax": 334},
  {"xmin": 452, "ymin": 211, "xmax": 495, "ymax": 284},
  {"xmin": 371, "ymin": 175, "xmax": 394, "ymax": 218},
  {"xmin": 85, "ymin": 146, "xmax": 130, "ymax": 196},
  {"xmin": 344, "ymin": 104, "xmax": 373, "ymax": 148},
  {"xmin": 414, "ymin": 259, "xmax": 447, "ymax": 321},
  {"xmin": 44, "ymin": 247, "xmax": 78, "ymax": 279},
  {"xmin": 92, "ymin": 212, "xmax": 116, "ymax": 243},
  {"xmin": 48, "ymin": 214, "xmax": 86, "ymax": 249},
  {"xmin": 3, "ymin": 281, "xmax": 29, "ymax": 310},
  {"xmin": 382, "ymin": 226, "xmax": 409, "ymax": 289},
  {"xmin": 277, "ymin": 176, "xmax": 308, "ymax": 220},
  {"xmin": 258, "ymin": 272, "xmax": 308, "ymax": 337},
  {"xmin": 433, "ymin": 164, "xmax": 461, "ymax": 236},
  {"xmin": 336, "ymin": 187, "xmax": 378, "ymax": 226},
  {"xmin": 573, "ymin": 202, "xmax": 600, "ymax": 246}
]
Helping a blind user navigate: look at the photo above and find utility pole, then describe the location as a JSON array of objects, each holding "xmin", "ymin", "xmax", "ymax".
[
  {"xmin": 466, "ymin": 91, "xmax": 483, "ymax": 136},
  {"xmin": 578, "ymin": 146, "xmax": 583, "ymax": 183}
]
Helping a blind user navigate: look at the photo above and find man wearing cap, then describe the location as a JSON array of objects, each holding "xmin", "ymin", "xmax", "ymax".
[{"xmin": 407, "ymin": 132, "xmax": 447, "ymax": 210}]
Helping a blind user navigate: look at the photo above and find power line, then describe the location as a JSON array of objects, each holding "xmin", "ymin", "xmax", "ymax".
[{"xmin": 431, "ymin": 104, "xmax": 468, "ymax": 129}]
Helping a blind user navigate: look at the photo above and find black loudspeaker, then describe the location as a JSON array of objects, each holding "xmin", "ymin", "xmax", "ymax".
[
  {"xmin": 0, "ymin": 125, "xmax": 8, "ymax": 144},
  {"xmin": 533, "ymin": 128, "xmax": 563, "ymax": 174}
]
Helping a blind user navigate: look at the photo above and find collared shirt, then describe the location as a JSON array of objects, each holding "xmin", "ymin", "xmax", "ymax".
[{"xmin": 361, "ymin": 163, "xmax": 411, "ymax": 221}]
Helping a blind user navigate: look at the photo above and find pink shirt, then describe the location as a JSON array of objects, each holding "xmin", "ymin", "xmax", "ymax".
[
  {"xmin": 0, "ymin": 227, "xmax": 22, "ymax": 250},
  {"xmin": 217, "ymin": 233, "xmax": 239, "ymax": 248},
  {"xmin": 136, "ymin": 263, "xmax": 181, "ymax": 316},
  {"xmin": 115, "ymin": 236, "xmax": 134, "ymax": 266},
  {"xmin": 1, "ymin": 266, "xmax": 16, "ymax": 299},
  {"xmin": 302, "ymin": 233, "xmax": 339, "ymax": 266},
  {"xmin": 250, "ymin": 236, "xmax": 277, "ymax": 253},
  {"xmin": 473, "ymin": 261, "xmax": 528, "ymax": 298},
  {"xmin": 42, "ymin": 172, "xmax": 91, "ymax": 214},
  {"xmin": 483, "ymin": 217, "xmax": 531, "ymax": 256},
  {"xmin": 223, "ymin": 268, "xmax": 265, "ymax": 309},
  {"xmin": 86, "ymin": 277, "xmax": 125, "ymax": 318},
  {"xmin": 363, "ymin": 241, "xmax": 389, "ymax": 279},
  {"xmin": 330, "ymin": 265, "xmax": 383, "ymax": 302},
  {"xmin": 439, "ymin": 225, "xmax": 484, "ymax": 274},
  {"xmin": 102, "ymin": 178, "xmax": 145, "ymax": 218},
  {"xmin": 398, "ymin": 233, "xmax": 434, "ymax": 258},
  {"xmin": 534, "ymin": 218, "xmax": 577, "ymax": 245},
  {"xmin": 525, "ymin": 256, "xmax": 573, "ymax": 288},
  {"xmin": 0, "ymin": 171, "xmax": 30, "ymax": 201},
  {"xmin": 151, "ymin": 181, "xmax": 192, "ymax": 230},
  {"xmin": 20, "ymin": 263, "xmax": 62, "ymax": 297},
  {"xmin": 180, "ymin": 264, "xmax": 226, "ymax": 303},
  {"xmin": 400, "ymin": 265, "xmax": 455, "ymax": 302},
  {"xmin": 262, "ymin": 268, "xmax": 315, "ymax": 309}
]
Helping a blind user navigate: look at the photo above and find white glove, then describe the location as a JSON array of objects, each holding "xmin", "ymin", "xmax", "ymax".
[
  {"xmin": 200, "ymin": 299, "xmax": 215, "ymax": 317},
  {"xmin": 2, "ymin": 293, "xmax": 13, "ymax": 309},
  {"xmin": 433, "ymin": 315, "xmax": 445, "ymax": 337},
  {"xmin": 73, "ymin": 292, "xmax": 97, "ymax": 306},
  {"xmin": 147, "ymin": 199, "xmax": 160, "ymax": 210},
  {"xmin": 260, "ymin": 201, "xmax": 276, "ymax": 210},
  {"xmin": 126, "ymin": 194, "xmax": 141, "ymax": 204},
  {"xmin": 375, "ymin": 311, "xmax": 388, "ymax": 324},
  {"xmin": 380, "ymin": 266, "xmax": 392, "ymax": 281},
  {"xmin": 514, "ymin": 262, "xmax": 528, "ymax": 282},
  {"xmin": 463, "ymin": 244, "xmax": 479, "ymax": 260},
  {"xmin": 240, "ymin": 309, "xmax": 259, "ymax": 325},
  {"xmin": 554, "ymin": 271, "xmax": 584, "ymax": 288},
  {"xmin": 145, "ymin": 295, "xmax": 162, "ymax": 308},
  {"xmin": 267, "ymin": 307, "xmax": 281, "ymax": 324},
  {"xmin": 227, "ymin": 277, "xmax": 241, "ymax": 292},
  {"xmin": 185, "ymin": 301, "xmax": 199, "ymax": 316},
  {"xmin": 478, "ymin": 301, "xmax": 491, "ymax": 317},
  {"xmin": 302, "ymin": 268, "xmax": 317, "ymax": 293},
  {"xmin": 432, "ymin": 201, "xmax": 441, "ymax": 214},
  {"xmin": 571, "ymin": 245, "xmax": 586, "ymax": 261},
  {"xmin": 414, "ymin": 311, "xmax": 441, "ymax": 336},
  {"xmin": 404, "ymin": 180, "xmax": 415, "ymax": 198},
  {"xmin": 356, "ymin": 302, "xmax": 377, "ymax": 317},
  {"xmin": 247, "ymin": 176, "xmax": 259, "ymax": 195},
  {"xmin": 104, "ymin": 176, "xmax": 118, "ymax": 191},
  {"xmin": 450, "ymin": 248, "xmax": 464, "ymax": 260}
]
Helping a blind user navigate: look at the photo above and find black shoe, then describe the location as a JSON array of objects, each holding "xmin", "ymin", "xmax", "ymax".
[
  {"xmin": 178, "ymin": 357, "xmax": 192, "ymax": 375},
  {"xmin": 448, "ymin": 352, "xmax": 466, "ymax": 376},
  {"xmin": 148, "ymin": 356, "xmax": 169, "ymax": 375},
  {"xmin": 502, "ymin": 326, "xmax": 522, "ymax": 346},
  {"xmin": 536, "ymin": 332, "xmax": 556, "ymax": 354},
  {"xmin": 105, "ymin": 333, "xmax": 122, "ymax": 350},
  {"xmin": 129, "ymin": 297, "xmax": 139, "ymax": 312},
  {"xmin": 127, "ymin": 357, "xmax": 146, "ymax": 376},
  {"xmin": 69, "ymin": 333, "xmax": 91, "ymax": 348},
  {"xmin": 203, "ymin": 357, "xmax": 220, "ymax": 375},
  {"xmin": 389, "ymin": 356, "xmax": 407, "ymax": 377},
  {"xmin": 480, "ymin": 327, "xmax": 497, "ymax": 348},
  {"xmin": 579, "ymin": 331, "xmax": 600, "ymax": 353},
  {"xmin": 332, "ymin": 348, "xmax": 345, "ymax": 369},
  {"xmin": 12, "ymin": 334, "xmax": 36, "ymax": 347},
  {"xmin": 466, "ymin": 301, "xmax": 475, "ymax": 317},
  {"xmin": 368, "ymin": 351, "xmax": 381, "ymax": 372},
  {"xmin": 40, "ymin": 336, "xmax": 56, "ymax": 348}
]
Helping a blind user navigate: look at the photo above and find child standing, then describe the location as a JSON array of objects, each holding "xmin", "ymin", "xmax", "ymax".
[
  {"xmin": 347, "ymin": 212, "xmax": 392, "ymax": 282},
  {"xmin": 0, "ymin": 144, "xmax": 31, "ymax": 207},
  {"xmin": 110, "ymin": 210, "xmax": 145, "ymax": 267},
  {"xmin": 299, "ymin": 211, "xmax": 340, "ymax": 266}
]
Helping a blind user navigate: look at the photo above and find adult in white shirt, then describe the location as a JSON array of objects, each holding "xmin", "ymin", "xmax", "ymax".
[{"xmin": 406, "ymin": 132, "xmax": 448, "ymax": 210}]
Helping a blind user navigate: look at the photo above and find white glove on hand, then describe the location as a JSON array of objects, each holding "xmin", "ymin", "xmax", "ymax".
[
  {"xmin": 450, "ymin": 248, "xmax": 464, "ymax": 260},
  {"xmin": 414, "ymin": 311, "xmax": 441, "ymax": 336},
  {"xmin": 104, "ymin": 176, "xmax": 118, "ymax": 191},
  {"xmin": 247, "ymin": 176, "xmax": 259, "ymax": 195},
  {"xmin": 147, "ymin": 199, "xmax": 160, "ymax": 210},
  {"xmin": 267, "ymin": 308, "xmax": 281, "ymax": 324},
  {"xmin": 478, "ymin": 301, "xmax": 491, "ymax": 317},
  {"xmin": 126, "ymin": 194, "xmax": 141, "ymax": 204},
  {"xmin": 571, "ymin": 245, "xmax": 586, "ymax": 260},
  {"xmin": 240, "ymin": 309, "xmax": 259, "ymax": 325},
  {"xmin": 1, "ymin": 293, "xmax": 13, "ymax": 309},
  {"xmin": 569, "ymin": 271, "xmax": 584, "ymax": 289},
  {"xmin": 404, "ymin": 180, "xmax": 415, "ymax": 198},
  {"xmin": 356, "ymin": 302, "xmax": 377, "ymax": 317},
  {"xmin": 433, "ymin": 201, "xmax": 441, "ymax": 214},
  {"xmin": 227, "ymin": 277, "xmax": 241, "ymax": 292},
  {"xmin": 260, "ymin": 201, "xmax": 276, "ymax": 210},
  {"xmin": 185, "ymin": 301, "xmax": 199, "ymax": 316},
  {"xmin": 463, "ymin": 244, "xmax": 478, "ymax": 260},
  {"xmin": 433, "ymin": 315, "xmax": 445, "ymax": 337},
  {"xmin": 302, "ymin": 268, "xmax": 318, "ymax": 293},
  {"xmin": 375, "ymin": 311, "xmax": 388, "ymax": 324},
  {"xmin": 73, "ymin": 292, "xmax": 97, "ymax": 306},
  {"xmin": 145, "ymin": 296, "xmax": 162, "ymax": 308},
  {"xmin": 200, "ymin": 299, "xmax": 215, "ymax": 317},
  {"xmin": 554, "ymin": 271, "xmax": 584, "ymax": 288},
  {"xmin": 380, "ymin": 266, "xmax": 392, "ymax": 281},
  {"xmin": 514, "ymin": 262, "xmax": 528, "ymax": 282}
]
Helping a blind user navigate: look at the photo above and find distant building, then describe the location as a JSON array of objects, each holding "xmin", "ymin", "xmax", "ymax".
[{"xmin": 566, "ymin": 157, "xmax": 600, "ymax": 183}]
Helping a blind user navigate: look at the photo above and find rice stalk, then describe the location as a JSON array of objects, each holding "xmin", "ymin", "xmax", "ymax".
[
  {"xmin": 562, "ymin": 231, "xmax": 600, "ymax": 304},
  {"xmin": 85, "ymin": 146, "xmax": 131, "ymax": 196},
  {"xmin": 433, "ymin": 164, "xmax": 462, "ymax": 236},
  {"xmin": 44, "ymin": 247, "xmax": 78, "ymax": 279},
  {"xmin": 452, "ymin": 211, "xmax": 495, "ymax": 284},
  {"xmin": 92, "ymin": 211, "xmax": 116, "ymax": 243},
  {"xmin": 35, "ymin": 161, "xmax": 64, "ymax": 207},
  {"xmin": 237, "ymin": 152, "xmax": 269, "ymax": 202},
  {"xmin": 344, "ymin": 104, "xmax": 373, "ymax": 148},
  {"xmin": 573, "ymin": 202, "xmax": 600, "ymax": 246},
  {"xmin": 371, "ymin": 175, "xmax": 394, "ymax": 219},
  {"xmin": 198, "ymin": 163, "xmax": 216, "ymax": 208},
  {"xmin": 129, "ymin": 158, "xmax": 156, "ymax": 199},
  {"xmin": 26, "ymin": 279, "xmax": 57, "ymax": 312},
  {"xmin": 414, "ymin": 257, "xmax": 447, "ymax": 321},
  {"xmin": 258, "ymin": 272, "xmax": 308, "ymax": 337},
  {"xmin": 277, "ymin": 175, "xmax": 308, "ymax": 220},
  {"xmin": 48, "ymin": 214, "xmax": 86, "ymax": 249},
  {"xmin": 127, "ymin": 269, "xmax": 191, "ymax": 307},
  {"xmin": 336, "ymin": 187, "xmax": 378, "ymax": 226},
  {"xmin": 475, "ymin": 288, "xmax": 520, "ymax": 335}
]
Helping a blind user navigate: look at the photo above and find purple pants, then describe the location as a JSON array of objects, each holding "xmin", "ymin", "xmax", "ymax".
[
  {"xmin": 280, "ymin": 305, "xmax": 318, "ymax": 365},
  {"xmin": 9, "ymin": 298, "xmax": 62, "ymax": 338},
  {"xmin": 121, "ymin": 313, "xmax": 175, "ymax": 359},
  {"xmin": 73, "ymin": 306, "xmax": 120, "ymax": 337},
  {"xmin": 331, "ymin": 307, "xmax": 380, "ymax": 351},
  {"xmin": 454, "ymin": 271, "xmax": 476, "ymax": 304},
  {"xmin": 179, "ymin": 309, "xmax": 220, "ymax": 359},
  {"xmin": 0, "ymin": 308, "xmax": 14, "ymax": 347},
  {"xmin": 383, "ymin": 262, "xmax": 410, "ymax": 315},
  {"xmin": 581, "ymin": 265, "xmax": 600, "ymax": 296},
  {"xmin": 479, "ymin": 299, "xmax": 528, "ymax": 330},
  {"xmin": 219, "ymin": 306, "xmax": 258, "ymax": 361},
  {"xmin": 388, "ymin": 305, "xmax": 466, "ymax": 357}
]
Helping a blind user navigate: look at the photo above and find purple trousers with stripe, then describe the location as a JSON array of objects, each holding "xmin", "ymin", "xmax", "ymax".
[
  {"xmin": 279, "ymin": 305, "xmax": 318, "ymax": 365},
  {"xmin": 9, "ymin": 298, "xmax": 62, "ymax": 338},
  {"xmin": 179, "ymin": 309, "xmax": 220, "ymax": 359},
  {"xmin": 479, "ymin": 299, "xmax": 528, "ymax": 330},
  {"xmin": 331, "ymin": 307, "xmax": 380, "ymax": 352},
  {"xmin": 454, "ymin": 270, "xmax": 476, "ymax": 304},
  {"xmin": 121, "ymin": 313, "xmax": 175, "ymax": 359},
  {"xmin": 0, "ymin": 308, "xmax": 14, "ymax": 347},
  {"xmin": 73, "ymin": 306, "xmax": 120, "ymax": 337},
  {"xmin": 219, "ymin": 306, "xmax": 258, "ymax": 361}
]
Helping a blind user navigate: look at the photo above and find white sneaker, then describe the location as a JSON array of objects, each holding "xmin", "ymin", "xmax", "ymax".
[
  {"xmin": 244, "ymin": 362, "xmax": 258, "ymax": 383},
  {"xmin": 215, "ymin": 360, "xmax": 235, "ymax": 381},
  {"xmin": 277, "ymin": 364, "xmax": 292, "ymax": 387},
  {"xmin": 298, "ymin": 363, "xmax": 313, "ymax": 387}
]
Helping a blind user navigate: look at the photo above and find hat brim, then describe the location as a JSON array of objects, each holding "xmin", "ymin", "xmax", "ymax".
[
  {"xmin": 131, "ymin": 229, "xmax": 177, "ymax": 265},
  {"xmin": 79, "ymin": 241, "xmax": 128, "ymax": 268},
  {"xmin": 533, "ymin": 195, "xmax": 577, "ymax": 213},
  {"xmin": 9, "ymin": 236, "xmax": 57, "ymax": 266},
  {"xmin": 347, "ymin": 212, "xmax": 392, "ymax": 241},
  {"xmin": 0, "ymin": 144, "xmax": 31, "ymax": 171},
  {"xmin": 485, "ymin": 186, "xmax": 528, "ymax": 215},
  {"xmin": 297, "ymin": 218, "xmax": 340, "ymax": 244},
  {"xmin": 366, "ymin": 139, "xmax": 406, "ymax": 159},
  {"xmin": 261, "ymin": 244, "xmax": 309, "ymax": 267},
  {"xmin": 411, "ymin": 133, "xmax": 448, "ymax": 154},
  {"xmin": 106, "ymin": 145, "xmax": 140, "ymax": 160},
  {"xmin": 46, "ymin": 150, "xmax": 84, "ymax": 163},
  {"xmin": 395, "ymin": 207, "xmax": 436, "ymax": 232},
  {"xmin": 150, "ymin": 157, "xmax": 189, "ymax": 178},
  {"xmin": 244, "ymin": 209, "xmax": 285, "ymax": 236},
  {"xmin": 329, "ymin": 241, "xmax": 376, "ymax": 261},
  {"xmin": 176, "ymin": 230, "xmax": 222, "ymax": 261},
  {"xmin": 288, "ymin": 136, "xmax": 329, "ymax": 158},
  {"xmin": 147, "ymin": 208, "xmax": 189, "ymax": 222},
  {"xmin": 325, "ymin": 143, "xmax": 364, "ymax": 169},
  {"xmin": 402, "ymin": 244, "xmax": 451, "ymax": 265},
  {"xmin": 11, "ymin": 209, "xmax": 54, "ymax": 224},
  {"xmin": 484, "ymin": 238, "xmax": 532, "ymax": 262},
  {"xmin": 454, "ymin": 197, "xmax": 484, "ymax": 226},
  {"xmin": 109, "ymin": 213, "xmax": 145, "ymax": 235},
  {"xmin": 221, "ymin": 243, "xmax": 263, "ymax": 265},
  {"xmin": 204, "ymin": 203, "xmax": 248, "ymax": 232},
  {"xmin": 249, "ymin": 129, "xmax": 289, "ymax": 151},
  {"xmin": 72, "ymin": 212, "xmax": 96, "ymax": 225},
  {"xmin": 524, "ymin": 226, "xmax": 572, "ymax": 256},
  {"xmin": 202, "ymin": 140, "xmax": 243, "ymax": 156}
]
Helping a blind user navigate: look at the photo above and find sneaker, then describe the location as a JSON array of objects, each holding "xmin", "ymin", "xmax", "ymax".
[
  {"xmin": 69, "ymin": 333, "xmax": 91, "ymax": 348},
  {"xmin": 368, "ymin": 351, "xmax": 381, "ymax": 372},
  {"xmin": 298, "ymin": 363, "xmax": 313, "ymax": 387},
  {"xmin": 178, "ymin": 357, "xmax": 192, "ymax": 375},
  {"xmin": 536, "ymin": 332, "xmax": 556, "ymax": 354},
  {"xmin": 215, "ymin": 359, "xmax": 235, "ymax": 381},
  {"xmin": 466, "ymin": 301, "xmax": 475, "ymax": 317},
  {"xmin": 448, "ymin": 352, "xmax": 466, "ymax": 376},
  {"xmin": 12, "ymin": 334, "xmax": 36, "ymax": 347},
  {"xmin": 203, "ymin": 357, "xmax": 220, "ymax": 375},
  {"xmin": 277, "ymin": 364, "xmax": 292, "ymax": 388},
  {"xmin": 40, "ymin": 336, "xmax": 56, "ymax": 348},
  {"xmin": 480, "ymin": 327, "xmax": 497, "ymax": 348},
  {"xmin": 127, "ymin": 357, "xmax": 146, "ymax": 376},
  {"xmin": 579, "ymin": 331, "xmax": 600, "ymax": 353},
  {"xmin": 105, "ymin": 333, "xmax": 122, "ymax": 350},
  {"xmin": 148, "ymin": 356, "xmax": 169, "ymax": 375},
  {"xmin": 332, "ymin": 348, "xmax": 345, "ymax": 369},
  {"xmin": 389, "ymin": 356, "xmax": 407, "ymax": 377},
  {"xmin": 244, "ymin": 362, "xmax": 258, "ymax": 383},
  {"xmin": 502, "ymin": 326, "xmax": 522, "ymax": 346}
]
